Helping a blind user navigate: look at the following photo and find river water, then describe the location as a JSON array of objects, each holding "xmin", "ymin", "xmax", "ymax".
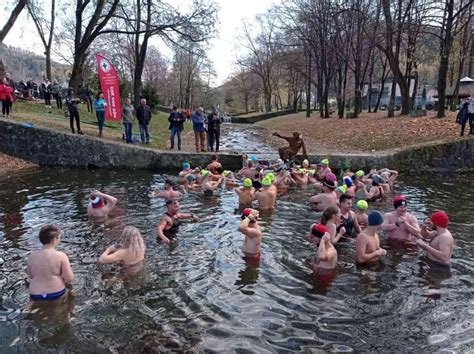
[{"xmin": 0, "ymin": 167, "xmax": 472, "ymax": 352}]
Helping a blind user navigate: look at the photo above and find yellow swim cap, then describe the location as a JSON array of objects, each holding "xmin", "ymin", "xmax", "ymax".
[
  {"xmin": 224, "ymin": 170, "xmax": 231, "ymax": 177},
  {"xmin": 266, "ymin": 172, "xmax": 275, "ymax": 182},
  {"xmin": 356, "ymin": 200, "xmax": 368, "ymax": 210},
  {"xmin": 262, "ymin": 177, "xmax": 272, "ymax": 187},
  {"xmin": 243, "ymin": 178, "xmax": 252, "ymax": 187},
  {"xmin": 201, "ymin": 169, "xmax": 210, "ymax": 177},
  {"xmin": 338, "ymin": 185, "xmax": 347, "ymax": 193},
  {"xmin": 308, "ymin": 169, "xmax": 316, "ymax": 176},
  {"xmin": 303, "ymin": 159, "xmax": 309, "ymax": 166},
  {"xmin": 298, "ymin": 168, "xmax": 306, "ymax": 173},
  {"xmin": 356, "ymin": 170, "xmax": 365, "ymax": 177},
  {"xmin": 321, "ymin": 159, "xmax": 329, "ymax": 165}
]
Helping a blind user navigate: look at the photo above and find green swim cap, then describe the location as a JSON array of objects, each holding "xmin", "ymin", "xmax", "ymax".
[
  {"xmin": 308, "ymin": 169, "xmax": 316, "ymax": 176},
  {"xmin": 201, "ymin": 169, "xmax": 210, "ymax": 177},
  {"xmin": 224, "ymin": 170, "xmax": 231, "ymax": 177},
  {"xmin": 243, "ymin": 178, "xmax": 252, "ymax": 187},
  {"xmin": 337, "ymin": 185, "xmax": 347, "ymax": 193},
  {"xmin": 356, "ymin": 200, "xmax": 368, "ymax": 210},
  {"xmin": 303, "ymin": 159, "xmax": 309, "ymax": 166},
  {"xmin": 266, "ymin": 172, "xmax": 275, "ymax": 182},
  {"xmin": 341, "ymin": 160, "xmax": 350, "ymax": 170},
  {"xmin": 321, "ymin": 159, "xmax": 329, "ymax": 165},
  {"xmin": 298, "ymin": 168, "xmax": 306, "ymax": 173},
  {"xmin": 356, "ymin": 170, "xmax": 365, "ymax": 177},
  {"xmin": 262, "ymin": 177, "xmax": 272, "ymax": 187}
]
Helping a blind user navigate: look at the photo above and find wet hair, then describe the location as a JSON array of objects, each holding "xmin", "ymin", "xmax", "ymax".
[
  {"xmin": 120, "ymin": 226, "xmax": 145, "ymax": 259},
  {"xmin": 339, "ymin": 193, "xmax": 353, "ymax": 205},
  {"xmin": 321, "ymin": 206, "xmax": 340, "ymax": 225},
  {"xmin": 164, "ymin": 179, "xmax": 175, "ymax": 188},
  {"xmin": 39, "ymin": 224, "xmax": 61, "ymax": 245},
  {"xmin": 211, "ymin": 154, "xmax": 218, "ymax": 161}
]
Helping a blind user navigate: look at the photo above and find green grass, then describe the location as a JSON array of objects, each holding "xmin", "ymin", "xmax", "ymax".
[{"xmin": 11, "ymin": 100, "xmax": 192, "ymax": 149}]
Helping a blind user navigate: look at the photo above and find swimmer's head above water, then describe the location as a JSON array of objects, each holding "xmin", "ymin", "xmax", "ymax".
[{"xmin": 90, "ymin": 195, "xmax": 104, "ymax": 209}]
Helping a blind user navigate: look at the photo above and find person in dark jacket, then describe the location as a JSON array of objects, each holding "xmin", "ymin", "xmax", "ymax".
[
  {"xmin": 65, "ymin": 89, "xmax": 83, "ymax": 134},
  {"xmin": 456, "ymin": 101, "xmax": 470, "ymax": 136},
  {"xmin": 168, "ymin": 106, "xmax": 186, "ymax": 150},
  {"xmin": 136, "ymin": 98, "xmax": 152, "ymax": 144},
  {"xmin": 207, "ymin": 110, "xmax": 222, "ymax": 152}
]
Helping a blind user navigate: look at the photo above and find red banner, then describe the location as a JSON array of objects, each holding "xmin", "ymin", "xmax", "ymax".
[{"xmin": 96, "ymin": 54, "xmax": 121, "ymax": 121}]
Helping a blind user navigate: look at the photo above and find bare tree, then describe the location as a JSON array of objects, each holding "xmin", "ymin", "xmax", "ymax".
[{"xmin": 0, "ymin": 0, "xmax": 28, "ymax": 44}]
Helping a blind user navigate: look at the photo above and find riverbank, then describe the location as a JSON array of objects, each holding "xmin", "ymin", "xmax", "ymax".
[
  {"xmin": 256, "ymin": 110, "xmax": 462, "ymax": 153},
  {"xmin": 0, "ymin": 152, "xmax": 37, "ymax": 173}
]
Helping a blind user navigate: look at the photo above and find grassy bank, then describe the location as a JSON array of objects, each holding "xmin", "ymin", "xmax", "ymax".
[
  {"xmin": 256, "ymin": 110, "xmax": 463, "ymax": 153},
  {"xmin": 7, "ymin": 100, "xmax": 194, "ymax": 150}
]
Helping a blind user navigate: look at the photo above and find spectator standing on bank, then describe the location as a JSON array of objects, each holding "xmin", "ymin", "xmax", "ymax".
[
  {"xmin": 192, "ymin": 107, "xmax": 207, "ymax": 153},
  {"xmin": 207, "ymin": 110, "xmax": 222, "ymax": 152},
  {"xmin": 83, "ymin": 86, "xmax": 94, "ymax": 113},
  {"xmin": 43, "ymin": 79, "xmax": 52, "ymax": 108},
  {"xmin": 93, "ymin": 92, "xmax": 107, "ymax": 138},
  {"xmin": 136, "ymin": 98, "xmax": 152, "ymax": 144},
  {"xmin": 0, "ymin": 78, "xmax": 14, "ymax": 119},
  {"xmin": 122, "ymin": 98, "xmax": 135, "ymax": 144},
  {"xmin": 466, "ymin": 97, "xmax": 474, "ymax": 135},
  {"xmin": 168, "ymin": 106, "xmax": 186, "ymax": 150},
  {"xmin": 65, "ymin": 89, "xmax": 83, "ymax": 134},
  {"xmin": 51, "ymin": 81, "xmax": 62, "ymax": 109}
]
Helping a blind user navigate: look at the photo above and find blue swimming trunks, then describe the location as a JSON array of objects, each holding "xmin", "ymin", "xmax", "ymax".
[{"xmin": 30, "ymin": 288, "xmax": 66, "ymax": 301}]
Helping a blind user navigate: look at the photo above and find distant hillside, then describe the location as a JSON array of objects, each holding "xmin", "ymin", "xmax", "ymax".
[{"xmin": 0, "ymin": 44, "xmax": 69, "ymax": 82}]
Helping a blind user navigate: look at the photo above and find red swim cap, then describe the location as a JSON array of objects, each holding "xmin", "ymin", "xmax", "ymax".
[
  {"xmin": 241, "ymin": 208, "xmax": 254, "ymax": 219},
  {"xmin": 431, "ymin": 211, "xmax": 449, "ymax": 228},
  {"xmin": 311, "ymin": 224, "xmax": 329, "ymax": 238},
  {"xmin": 393, "ymin": 195, "xmax": 408, "ymax": 208}
]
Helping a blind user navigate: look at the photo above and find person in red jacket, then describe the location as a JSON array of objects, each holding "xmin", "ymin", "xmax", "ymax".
[{"xmin": 0, "ymin": 78, "xmax": 14, "ymax": 119}]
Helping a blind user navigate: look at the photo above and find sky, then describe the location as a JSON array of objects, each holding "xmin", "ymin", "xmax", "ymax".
[{"xmin": 0, "ymin": 0, "xmax": 278, "ymax": 86}]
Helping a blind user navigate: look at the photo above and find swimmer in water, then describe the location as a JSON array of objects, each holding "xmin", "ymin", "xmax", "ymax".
[
  {"xmin": 156, "ymin": 199, "xmax": 199, "ymax": 244},
  {"xmin": 183, "ymin": 174, "xmax": 199, "ymax": 191},
  {"xmin": 337, "ymin": 194, "xmax": 362, "ymax": 237},
  {"xmin": 223, "ymin": 170, "xmax": 239, "ymax": 187},
  {"xmin": 354, "ymin": 200, "xmax": 369, "ymax": 230},
  {"xmin": 321, "ymin": 206, "xmax": 346, "ymax": 244},
  {"xmin": 314, "ymin": 232, "xmax": 337, "ymax": 270},
  {"xmin": 87, "ymin": 190, "xmax": 118, "ymax": 222},
  {"xmin": 382, "ymin": 195, "xmax": 420, "ymax": 243},
  {"xmin": 201, "ymin": 169, "xmax": 223, "ymax": 196},
  {"xmin": 343, "ymin": 176, "xmax": 356, "ymax": 198},
  {"xmin": 27, "ymin": 225, "xmax": 74, "ymax": 301},
  {"xmin": 178, "ymin": 162, "xmax": 192, "ymax": 183},
  {"xmin": 238, "ymin": 160, "xmax": 257, "ymax": 179},
  {"xmin": 357, "ymin": 175, "xmax": 385, "ymax": 202},
  {"xmin": 238, "ymin": 208, "xmax": 262, "ymax": 260},
  {"xmin": 99, "ymin": 226, "xmax": 145, "ymax": 266},
  {"xmin": 255, "ymin": 176, "xmax": 277, "ymax": 210},
  {"xmin": 308, "ymin": 223, "xmax": 330, "ymax": 246},
  {"xmin": 292, "ymin": 168, "xmax": 309, "ymax": 185},
  {"xmin": 207, "ymin": 154, "xmax": 223, "ymax": 175},
  {"xmin": 274, "ymin": 169, "xmax": 295, "ymax": 192},
  {"xmin": 235, "ymin": 178, "xmax": 256, "ymax": 206},
  {"xmin": 355, "ymin": 211, "xmax": 387, "ymax": 265},
  {"xmin": 415, "ymin": 211, "xmax": 454, "ymax": 267},
  {"xmin": 316, "ymin": 159, "xmax": 332, "ymax": 181},
  {"xmin": 309, "ymin": 180, "xmax": 338, "ymax": 212},
  {"xmin": 150, "ymin": 179, "xmax": 183, "ymax": 200}
]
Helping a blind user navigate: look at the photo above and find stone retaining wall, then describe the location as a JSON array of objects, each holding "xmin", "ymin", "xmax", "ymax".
[
  {"xmin": 231, "ymin": 109, "xmax": 295, "ymax": 124},
  {"xmin": 0, "ymin": 120, "xmax": 243, "ymax": 171}
]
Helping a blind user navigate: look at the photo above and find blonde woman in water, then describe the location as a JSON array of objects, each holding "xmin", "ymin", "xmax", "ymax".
[{"xmin": 99, "ymin": 226, "xmax": 145, "ymax": 266}]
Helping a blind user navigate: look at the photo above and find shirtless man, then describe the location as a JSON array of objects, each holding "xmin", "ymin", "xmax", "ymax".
[
  {"xmin": 201, "ymin": 170, "xmax": 223, "ymax": 196},
  {"xmin": 87, "ymin": 190, "xmax": 118, "ymax": 222},
  {"xmin": 255, "ymin": 177, "xmax": 277, "ymax": 210},
  {"xmin": 356, "ymin": 211, "xmax": 388, "ymax": 265},
  {"xmin": 273, "ymin": 131, "xmax": 308, "ymax": 162},
  {"xmin": 274, "ymin": 169, "xmax": 295, "ymax": 192},
  {"xmin": 292, "ymin": 168, "xmax": 309, "ymax": 185},
  {"xmin": 27, "ymin": 225, "xmax": 74, "ymax": 301},
  {"xmin": 156, "ymin": 199, "xmax": 199, "ymax": 244},
  {"xmin": 316, "ymin": 159, "xmax": 332, "ymax": 181},
  {"xmin": 343, "ymin": 176, "xmax": 356, "ymax": 198},
  {"xmin": 178, "ymin": 162, "xmax": 192, "ymax": 183},
  {"xmin": 354, "ymin": 200, "xmax": 369, "ymax": 230},
  {"xmin": 238, "ymin": 161, "xmax": 256, "ymax": 179},
  {"xmin": 308, "ymin": 223, "xmax": 330, "ymax": 246},
  {"xmin": 415, "ymin": 211, "xmax": 454, "ymax": 267},
  {"xmin": 235, "ymin": 178, "xmax": 256, "ymax": 206},
  {"xmin": 207, "ymin": 154, "xmax": 223, "ymax": 175},
  {"xmin": 309, "ymin": 180, "xmax": 337, "ymax": 211},
  {"xmin": 315, "ymin": 233, "xmax": 338, "ymax": 270},
  {"xmin": 382, "ymin": 195, "xmax": 420, "ymax": 242},
  {"xmin": 223, "ymin": 170, "xmax": 239, "ymax": 187},
  {"xmin": 150, "ymin": 179, "xmax": 183, "ymax": 200},
  {"xmin": 238, "ymin": 208, "xmax": 262, "ymax": 260}
]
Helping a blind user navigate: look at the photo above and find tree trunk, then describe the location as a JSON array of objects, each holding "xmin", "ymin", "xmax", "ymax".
[
  {"xmin": 411, "ymin": 66, "xmax": 418, "ymax": 109},
  {"xmin": 306, "ymin": 50, "xmax": 311, "ymax": 117},
  {"xmin": 388, "ymin": 79, "xmax": 396, "ymax": 118},
  {"xmin": 0, "ymin": 0, "xmax": 28, "ymax": 43}
]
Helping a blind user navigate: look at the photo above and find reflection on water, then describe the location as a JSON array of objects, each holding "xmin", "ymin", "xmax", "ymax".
[{"xmin": 0, "ymin": 168, "xmax": 473, "ymax": 352}]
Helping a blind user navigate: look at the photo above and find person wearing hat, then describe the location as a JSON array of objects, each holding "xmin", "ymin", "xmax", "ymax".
[
  {"xmin": 316, "ymin": 159, "xmax": 332, "ymax": 182},
  {"xmin": 87, "ymin": 190, "xmax": 118, "ymax": 223},
  {"xmin": 382, "ymin": 195, "xmax": 420, "ymax": 242},
  {"xmin": 156, "ymin": 199, "xmax": 200, "ymax": 244},
  {"xmin": 308, "ymin": 223, "xmax": 330, "ymax": 246},
  {"xmin": 375, "ymin": 168, "xmax": 399, "ymax": 189},
  {"xmin": 201, "ymin": 170, "xmax": 223, "ymax": 196},
  {"xmin": 272, "ymin": 131, "xmax": 308, "ymax": 162},
  {"xmin": 291, "ymin": 168, "xmax": 309, "ymax": 185},
  {"xmin": 356, "ymin": 211, "xmax": 387, "ymax": 265},
  {"xmin": 416, "ymin": 211, "xmax": 453, "ymax": 267},
  {"xmin": 309, "ymin": 179, "xmax": 338, "ymax": 212},
  {"xmin": 235, "ymin": 178, "xmax": 256, "ymax": 206},
  {"xmin": 343, "ymin": 176, "xmax": 356, "ymax": 198},
  {"xmin": 314, "ymin": 227, "xmax": 337, "ymax": 270},
  {"xmin": 340, "ymin": 160, "xmax": 353, "ymax": 179},
  {"xmin": 223, "ymin": 170, "xmax": 238, "ymax": 187},
  {"xmin": 354, "ymin": 200, "xmax": 369, "ymax": 230},
  {"xmin": 238, "ymin": 160, "xmax": 257, "ymax": 180},
  {"xmin": 238, "ymin": 208, "xmax": 262, "ymax": 263},
  {"xmin": 255, "ymin": 176, "xmax": 277, "ymax": 210},
  {"xmin": 178, "ymin": 162, "xmax": 192, "ymax": 184},
  {"xmin": 183, "ymin": 174, "xmax": 199, "ymax": 191},
  {"xmin": 357, "ymin": 175, "xmax": 385, "ymax": 202},
  {"xmin": 150, "ymin": 179, "xmax": 183, "ymax": 200},
  {"xmin": 274, "ymin": 169, "xmax": 295, "ymax": 193}
]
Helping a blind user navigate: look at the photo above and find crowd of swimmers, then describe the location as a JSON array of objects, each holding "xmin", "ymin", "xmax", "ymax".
[{"xmin": 27, "ymin": 152, "xmax": 454, "ymax": 303}]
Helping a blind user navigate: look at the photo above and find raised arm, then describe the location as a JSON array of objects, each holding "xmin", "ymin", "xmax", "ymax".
[
  {"xmin": 99, "ymin": 246, "xmax": 125, "ymax": 264},
  {"xmin": 238, "ymin": 218, "xmax": 261, "ymax": 238},
  {"xmin": 95, "ymin": 191, "xmax": 118, "ymax": 212}
]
